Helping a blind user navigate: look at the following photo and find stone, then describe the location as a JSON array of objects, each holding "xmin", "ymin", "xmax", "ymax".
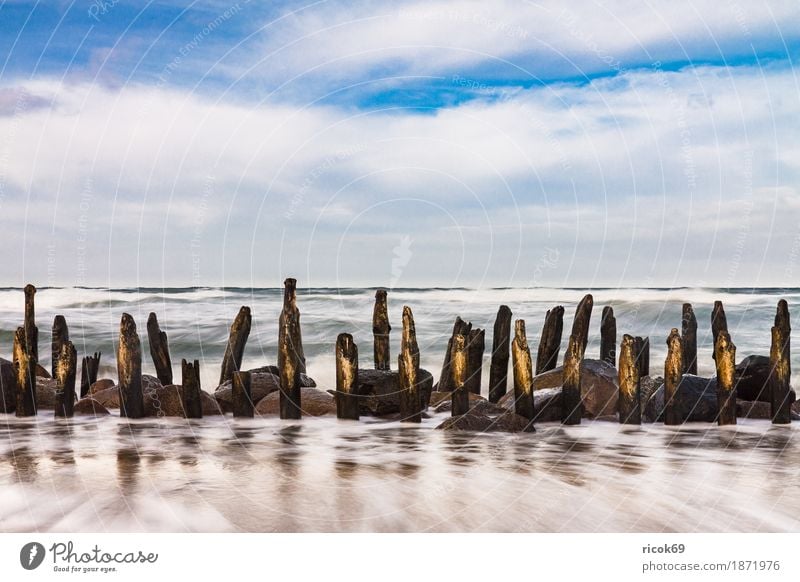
[
  {"xmin": 435, "ymin": 411, "xmax": 535, "ymax": 432},
  {"xmin": 247, "ymin": 365, "xmax": 316, "ymax": 387},
  {"xmin": 35, "ymin": 377, "xmax": 59, "ymax": 409},
  {"xmin": 735, "ymin": 355, "xmax": 797, "ymax": 403},
  {"xmin": 214, "ymin": 372, "xmax": 281, "ymax": 412},
  {"xmin": 433, "ymin": 394, "xmax": 507, "ymax": 415},
  {"xmin": 356, "ymin": 368, "xmax": 433, "ymax": 416},
  {"xmin": 90, "ymin": 386, "xmax": 120, "ymax": 408},
  {"xmin": 35, "ymin": 363, "xmax": 51, "ymax": 378},
  {"xmin": 255, "ymin": 387, "xmax": 336, "ymax": 416},
  {"xmin": 73, "ymin": 398, "xmax": 110, "ymax": 416},
  {"xmin": 1, "ymin": 358, "xmax": 16, "ymax": 413},
  {"xmin": 641, "ymin": 375, "xmax": 719, "ymax": 423},
  {"xmin": 90, "ymin": 378, "xmax": 115, "ymax": 394},
  {"xmin": 640, "ymin": 376, "xmax": 665, "ymax": 423},
  {"xmin": 736, "ymin": 399, "xmax": 772, "ymax": 419}
]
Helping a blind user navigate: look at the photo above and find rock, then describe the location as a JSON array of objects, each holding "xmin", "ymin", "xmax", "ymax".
[
  {"xmin": 433, "ymin": 393, "xmax": 507, "ymax": 415},
  {"xmin": 641, "ymin": 376, "xmax": 665, "ymax": 423},
  {"xmin": 735, "ymin": 355, "xmax": 797, "ymax": 403},
  {"xmin": 255, "ymin": 387, "xmax": 336, "ymax": 416},
  {"xmin": 145, "ymin": 384, "xmax": 223, "ymax": 417},
  {"xmin": 90, "ymin": 378, "xmax": 115, "ymax": 394},
  {"xmin": 90, "ymin": 386, "xmax": 120, "ymax": 408},
  {"xmin": 35, "ymin": 377, "xmax": 59, "ymax": 409},
  {"xmin": 356, "ymin": 368, "xmax": 433, "ymax": 416},
  {"xmin": 435, "ymin": 411, "xmax": 535, "ymax": 432},
  {"xmin": 73, "ymin": 398, "xmax": 110, "ymax": 416},
  {"xmin": 1, "ymin": 358, "xmax": 16, "ymax": 413},
  {"xmin": 736, "ymin": 399, "xmax": 772, "ymax": 419},
  {"xmin": 496, "ymin": 387, "xmax": 584, "ymax": 423},
  {"xmin": 35, "ymin": 363, "xmax": 50, "ymax": 378},
  {"xmin": 246, "ymin": 365, "xmax": 317, "ymax": 387},
  {"xmin": 643, "ymin": 375, "xmax": 719, "ymax": 423},
  {"xmin": 214, "ymin": 372, "xmax": 281, "ymax": 412}
]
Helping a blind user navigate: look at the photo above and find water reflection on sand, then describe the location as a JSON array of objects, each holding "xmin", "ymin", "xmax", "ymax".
[{"xmin": 1, "ymin": 414, "xmax": 798, "ymax": 532}]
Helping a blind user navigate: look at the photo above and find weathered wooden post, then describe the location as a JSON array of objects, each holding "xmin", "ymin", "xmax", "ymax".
[
  {"xmin": 51, "ymin": 315, "xmax": 69, "ymax": 377},
  {"xmin": 399, "ymin": 306, "xmax": 422, "ymax": 422},
  {"xmin": 219, "ymin": 306, "xmax": 252, "ymax": 385},
  {"xmin": 664, "ymin": 329, "xmax": 683, "ymax": 426},
  {"xmin": 535, "ymin": 306, "xmax": 564, "ymax": 374},
  {"xmin": 54, "ymin": 341, "xmax": 77, "ymax": 418},
  {"xmin": 711, "ymin": 301, "xmax": 728, "ymax": 361},
  {"xmin": 571, "ymin": 293, "xmax": 594, "ymax": 355},
  {"xmin": 488, "ymin": 305, "xmax": 512, "ymax": 403},
  {"xmin": 639, "ymin": 337, "xmax": 650, "ymax": 377},
  {"xmin": 511, "ymin": 319, "xmax": 534, "ymax": 420},
  {"xmin": 13, "ymin": 327, "xmax": 36, "ymax": 416},
  {"xmin": 147, "ymin": 312, "xmax": 173, "ymax": 385},
  {"xmin": 770, "ymin": 299, "xmax": 791, "ymax": 424},
  {"xmin": 181, "ymin": 359, "xmax": 203, "ymax": 419},
  {"xmin": 438, "ymin": 316, "xmax": 471, "ymax": 392},
  {"xmin": 278, "ymin": 282, "xmax": 303, "ymax": 419},
  {"xmin": 373, "ymin": 289, "xmax": 391, "ymax": 371},
  {"xmin": 618, "ymin": 334, "xmax": 641, "ymax": 424},
  {"xmin": 681, "ymin": 303, "xmax": 698, "ymax": 375},
  {"xmin": 450, "ymin": 334, "xmax": 469, "ymax": 416},
  {"xmin": 714, "ymin": 330, "xmax": 736, "ymax": 426},
  {"xmin": 562, "ymin": 334, "xmax": 583, "ymax": 425},
  {"xmin": 335, "ymin": 333, "xmax": 359, "ymax": 420},
  {"xmin": 80, "ymin": 352, "xmax": 101, "ymax": 398},
  {"xmin": 24, "ymin": 284, "xmax": 38, "ymax": 362},
  {"xmin": 232, "ymin": 371, "xmax": 254, "ymax": 418},
  {"xmin": 600, "ymin": 306, "xmax": 616, "ymax": 366},
  {"xmin": 465, "ymin": 328, "xmax": 485, "ymax": 395},
  {"xmin": 117, "ymin": 313, "xmax": 144, "ymax": 419}
]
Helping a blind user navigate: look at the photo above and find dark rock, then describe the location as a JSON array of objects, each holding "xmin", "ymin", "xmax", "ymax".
[
  {"xmin": 641, "ymin": 376, "xmax": 665, "ymax": 423},
  {"xmin": 434, "ymin": 394, "xmax": 507, "ymax": 415},
  {"xmin": 435, "ymin": 411, "xmax": 535, "ymax": 432},
  {"xmin": 356, "ymin": 368, "xmax": 433, "ymax": 416},
  {"xmin": 736, "ymin": 399, "xmax": 772, "ymax": 419},
  {"xmin": 496, "ymin": 387, "xmax": 582, "ymax": 423},
  {"xmin": 215, "ymin": 372, "xmax": 281, "ymax": 412},
  {"xmin": 73, "ymin": 398, "xmax": 110, "ymax": 416},
  {"xmin": 90, "ymin": 386, "xmax": 120, "ymax": 408},
  {"xmin": 255, "ymin": 387, "xmax": 336, "ymax": 416},
  {"xmin": 247, "ymin": 365, "xmax": 316, "ymax": 387},
  {"xmin": 735, "ymin": 355, "xmax": 797, "ymax": 403},
  {"xmin": 90, "ymin": 378, "xmax": 115, "ymax": 394},
  {"xmin": 35, "ymin": 377, "xmax": 59, "ymax": 408},
  {"xmin": 145, "ymin": 383, "xmax": 222, "ymax": 417},
  {"xmin": 642, "ymin": 375, "xmax": 719, "ymax": 423},
  {"xmin": 35, "ymin": 363, "xmax": 51, "ymax": 378}
]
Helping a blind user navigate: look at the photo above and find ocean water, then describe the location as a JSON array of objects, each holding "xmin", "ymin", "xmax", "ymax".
[{"xmin": 1, "ymin": 286, "xmax": 799, "ymax": 532}]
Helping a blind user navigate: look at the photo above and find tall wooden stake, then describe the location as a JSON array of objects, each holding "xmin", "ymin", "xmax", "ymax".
[
  {"xmin": 232, "ymin": 371, "xmax": 254, "ymax": 418},
  {"xmin": 664, "ymin": 328, "xmax": 683, "ymax": 426},
  {"xmin": 147, "ymin": 312, "xmax": 173, "ymax": 385},
  {"xmin": 24, "ymin": 284, "xmax": 38, "ymax": 362},
  {"xmin": 335, "ymin": 333, "xmax": 359, "ymax": 420},
  {"xmin": 399, "ymin": 306, "xmax": 422, "ymax": 422},
  {"xmin": 51, "ymin": 315, "xmax": 69, "ymax": 377},
  {"xmin": 770, "ymin": 300, "xmax": 791, "ymax": 424},
  {"xmin": 600, "ymin": 306, "xmax": 616, "ymax": 366},
  {"xmin": 570, "ymin": 293, "xmax": 594, "ymax": 355},
  {"xmin": 373, "ymin": 289, "xmax": 391, "ymax": 371},
  {"xmin": 117, "ymin": 313, "xmax": 144, "ymax": 419},
  {"xmin": 535, "ymin": 306, "xmax": 564, "ymax": 374},
  {"xmin": 80, "ymin": 352, "xmax": 101, "ymax": 398},
  {"xmin": 465, "ymin": 328, "xmax": 485, "ymax": 395},
  {"xmin": 219, "ymin": 306, "xmax": 252, "ymax": 385},
  {"xmin": 618, "ymin": 334, "xmax": 641, "ymax": 424},
  {"xmin": 438, "ymin": 316, "xmax": 471, "ymax": 392},
  {"xmin": 181, "ymin": 359, "xmax": 203, "ymax": 419},
  {"xmin": 714, "ymin": 330, "xmax": 736, "ymax": 426},
  {"xmin": 511, "ymin": 319, "xmax": 534, "ymax": 420},
  {"xmin": 279, "ymin": 280, "xmax": 303, "ymax": 419},
  {"xmin": 488, "ymin": 305, "xmax": 512, "ymax": 403},
  {"xmin": 681, "ymin": 303, "xmax": 697, "ymax": 375},
  {"xmin": 711, "ymin": 301, "xmax": 728, "ymax": 362},
  {"xmin": 450, "ymin": 334, "xmax": 469, "ymax": 416},
  {"xmin": 13, "ymin": 327, "xmax": 36, "ymax": 417},
  {"xmin": 562, "ymin": 333, "xmax": 583, "ymax": 425},
  {"xmin": 54, "ymin": 341, "xmax": 77, "ymax": 418}
]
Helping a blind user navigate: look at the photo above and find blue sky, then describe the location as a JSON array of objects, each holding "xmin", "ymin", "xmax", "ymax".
[{"xmin": 1, "ymin": 0, "xmax": 799, "ymax": 288}]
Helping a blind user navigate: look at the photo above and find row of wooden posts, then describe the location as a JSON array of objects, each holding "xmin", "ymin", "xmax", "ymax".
[{"xmin": 5, "ymin": 282, "xmax": 793, "ymax": 426}]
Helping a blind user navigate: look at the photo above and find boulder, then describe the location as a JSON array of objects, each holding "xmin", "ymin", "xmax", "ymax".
[
  {"xmin": 73, "ymin": 398, "xmax": 110, "ymax": 416},
  {"xmin": 433, "ymin": 393, "xmax": 507, "ymax": 415},
  {"xmin": 90, "ymin": 378, "xmax": 115, "ymax": 394},
  {"xmin": 90, "ymin": 386, "xmax": 120, "ymax": 409},
  {"xmin": 641, "ymin": 376, "xmax": 665, "ymax": 423},
  {"xmin": 1, "ymin": 357, "xmax": 16, "ymax": 413},
  {"xmin": 246, "ymin": 365, "xmax": 317, "ymax": 387},
  {"xmin": 497, "ymin": 387, "xmax": 585, "ymax": 423},
  {"xmin": 214, "ymin": 372, "xmax": 281, "ymax": 412},
  {"xmin": 145, "ymin": 384, "xmax": 223, "ymax": 417},
  {"xmin": 255, "ymin": 387, "xmax": 336, "ymax": 416},
  {"xmin": 641, "ymin": 375, "xmax": 719, "ymax": 423},
  {"xmin": 436, "ymin": 411, "xmax": 535, "ymax": 432},
  {"xmin": 356, "ymin": 368, "xmax": 433, "ymax": 416},
  {"xmin": 736, "ymin": 399, "xmax": 772, "ymax": 419},
  {"xmin": 35, "ymin": 377, "xmax": 59, "ymax": 409},
  {"xmin": 35, "ymin": 363, "xmax": 50, "ymax": 378},
  {"xmin": 735, "ymin": 355, "xmax": 797, "ymax": 403}
]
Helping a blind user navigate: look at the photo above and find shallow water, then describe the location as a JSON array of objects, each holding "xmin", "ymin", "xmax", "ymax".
[
  {"xmin": 1, "ymin": 286, "xmax": 799, "ymax": 532},
  {"xmin": 1, "ymin": 414, "xmax": 798, "ymax": 532}
]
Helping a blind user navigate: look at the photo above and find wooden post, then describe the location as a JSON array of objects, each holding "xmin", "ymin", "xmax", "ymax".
[
  {"xmin": 80, "ymin": 352, "xmax": 101, "ymax": 398},
  {"xmin": 438, "ymin": 316, "xmax": 471, "ymax": 392},
  {"xmin": 600, "ymin": 306, "xmax": 616, "ymax": 366},
  {"xmin": 117, "ymin": 313, "xmax": 144, "ymax": 419},
  {"xmin": 535, "ymin": 306, "xmax": 564, "ymax": 374},
  {"xmin": 147, "ymin": 312, "xmax": 173, "ymax": 386},
  {"xmin": 282, "ymin": 278, "xmax": 306, "ymax": 373},
  {"xmin": 561, "ymin": 333, "xmax": 583, "ymax": 425},
  {"xmin": 770, "ymin": 299, "xmax": 791, "ymax": 424},
  {"xmin": 570, "ymin": 293, "xmax": 594, "ymax": 355},
  {"xmin": 465, "ymin": 328, "xmax": 485, "ymax": 395},
  {"xmin": 54, "ymin": 341, "xmax": 77, "ymax": 418},
  {"xmin": 219, "ymin": 306, "xmax": 252, "ymax": 385},
  {"xmin": 24, "ymin": 284, "xmax": 38, "ymax": 362},
  {"xmin": 714, "ymin": 330, "xmax": 736, "ymax": 426},
  {"xmin": 232, "ymin": 371, "xmax": 254, "ymax": 418},
  {"xmin": 618, "ymin": 334, "xmax": 641, "ymax": 424},
  {"xmin": 373, "ymin": 289, "xmax": 391, "ymax": 371},
  {"xmin": 488, "ymin": 305, "xmax": 512, "ymax": 403},
  {"xmin": 181, "ymin": 359, "xmax": 203, "ymax": 419},
  {"xmin": 450, "ymin": 334, "xmax": 469, "ymax": 416},
  {"xmin": 278, "ymin": 285, "xmax": 303, "ymax": 419},
  {"xmin": 51, "ymin": 315, "xmax": 69, "ymax": 378},
  {"xmin": 639, "ymin": 337, "xmax": 650, "ymax": 377},
  {"xmin": 711, "ymin": 301, "xmax": 728, "ymax": 362},
  {"xmin": 399, "ymin": 306, "xmax": 422, "ymax": 422},
  {"xmin": 511, "ymin": 319, "xmax": 534, "ymax": 420},
  {"xmin": 13, "ymin": 327, "xmax": 36, "ymax": 416},
  {"xmin": 681, "ymin": 303, "xmax": 698, "ymax": 375},
  {"xmin": 335, "ymin": 334, "xmax": 359, "ymax": 420},
  {"xmin": 664, "ymin": 328, "xmax": 683, "ymax": 426}
]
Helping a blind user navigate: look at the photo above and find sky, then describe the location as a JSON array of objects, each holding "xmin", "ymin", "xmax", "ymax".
[{"xmin": 0, "ymin": 0, "xmax": 798, "ymax": 289}]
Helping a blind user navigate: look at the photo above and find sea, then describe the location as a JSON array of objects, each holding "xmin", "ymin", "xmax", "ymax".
[{"xmin": 1, "ymin": 286, "xmax": 799, "ymax": 532}]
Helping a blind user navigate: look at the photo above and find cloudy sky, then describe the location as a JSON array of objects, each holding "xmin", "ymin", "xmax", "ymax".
[{"xmin": 0, "ymin": 0, "xmax": 798, "ymax": 288}]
